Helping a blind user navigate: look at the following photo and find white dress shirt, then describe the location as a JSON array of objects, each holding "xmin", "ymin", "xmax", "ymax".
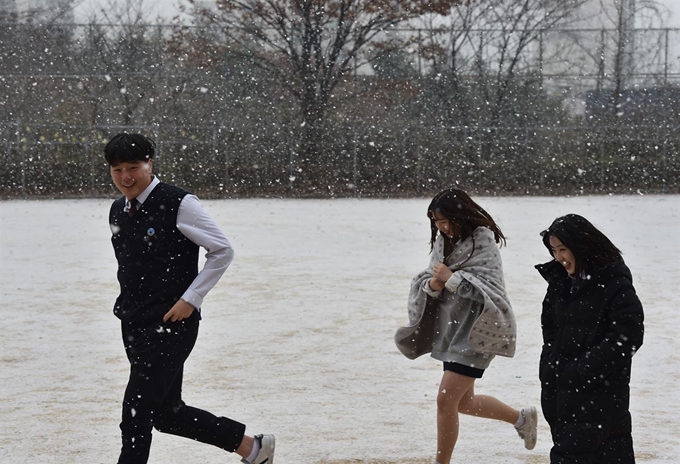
[{"xmin": 126, "ymin": 176, "xmax": 234, "ymax": 310}]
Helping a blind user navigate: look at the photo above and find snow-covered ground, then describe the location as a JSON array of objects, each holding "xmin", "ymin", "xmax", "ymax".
[{"xmin": 1, "ymin": 195, "xmax": 678, "ymax": 463}]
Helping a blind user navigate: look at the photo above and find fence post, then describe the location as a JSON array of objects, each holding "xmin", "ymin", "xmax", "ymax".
[
  {"xmin": 659, "ymin": 126, "xmax": 667, "ymax": 193},
  {"xmin": 17, "ymin": 120, "xmax": 25, "ymax": 194},
  {"xmin": 664, "ymin": 28, "xmax": 669, "ymax": 86},
  {"xmin": 538, "ymin": 29, "xmax": 544, "ymax": 89},
  {"xmin": 415, "ymin": 136, "xmax": 422, "ymax": 195},
  {"xmin": 87, "ymin": 141, "xmax": 95, "ymax": 197},
  {"xmin": 597, "ymin": 28, "xmax": 606, "ymax": 93},
  {"xmin": 352, "ymin": 127, "xmax": 358, "ymax": 198},
  {"xmin": 289, "ymin": 144, "xmax": 295, "ymax": 194},
  {"xmin": 418, "ymin": 29, "xmax": 422, "ymax": 76}
]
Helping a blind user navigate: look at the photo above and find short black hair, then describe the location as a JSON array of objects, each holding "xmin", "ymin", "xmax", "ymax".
[
  {"xmin": 540, "ymin": 214, "xmax": 622, "ymax": 276},
  {"xmin": 104, "ymin": 133, "xmax": 156, "ymax": 166}
]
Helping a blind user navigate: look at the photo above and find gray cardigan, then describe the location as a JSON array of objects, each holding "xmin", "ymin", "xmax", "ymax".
[{"xmin": 395, "ymin": 227, "xmax": 517, "ymax": 363}]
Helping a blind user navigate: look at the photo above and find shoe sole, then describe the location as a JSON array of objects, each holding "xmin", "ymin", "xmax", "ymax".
[{"xmin": 525, "ymin": 406, "xmax": 538, "ymax": 450}]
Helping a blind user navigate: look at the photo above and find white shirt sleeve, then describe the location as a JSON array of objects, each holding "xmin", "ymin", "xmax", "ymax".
[
  {"xmin": 176, "ymin": 194, "xmax": 234, "ymax": 310},
  {"xmin": 444, "ymin": 273, "xmax": 463, "ymax": 293}
]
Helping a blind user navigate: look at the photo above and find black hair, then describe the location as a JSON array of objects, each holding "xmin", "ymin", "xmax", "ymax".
[
  {"xmin": 104, "ymin": 133, "xmax": 156, "ymax": 166},
  {"xmin": 427, "ymin": 188, "xmax": 506, "ymax": 251},
  {"xmin": 540, "ymin": 214, "xmax": 622, "ymax": 276}
]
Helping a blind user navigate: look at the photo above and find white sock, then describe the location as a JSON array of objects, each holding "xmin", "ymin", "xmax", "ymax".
[
  {"xmin": 246, "ymin": 438, "xmax": 260, "ymax": 464},
  {"xmin": 514, "ymin": 409, "xmax": 526, "ymax": 428}
]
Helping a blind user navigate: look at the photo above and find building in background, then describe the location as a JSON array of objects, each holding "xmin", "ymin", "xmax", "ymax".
[{"xmin": 541, "ymin": 0, "xmax": 675, "ymax": 117}]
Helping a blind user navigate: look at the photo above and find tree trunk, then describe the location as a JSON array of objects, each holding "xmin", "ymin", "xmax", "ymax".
[{"xmin": 296, "ymin": 99, "xmax": 327, "ymax": 194}]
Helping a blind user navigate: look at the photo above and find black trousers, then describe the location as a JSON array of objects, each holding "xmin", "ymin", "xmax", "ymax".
[{"xmin": 118, "ymin": 312, "xmax": 246, "ymax": 464}]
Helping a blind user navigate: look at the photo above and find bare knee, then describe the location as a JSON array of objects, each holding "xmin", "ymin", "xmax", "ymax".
[
  {"xmin": 438, "ymin": 371, "xmax": 476, "ymax": 413},
  {"xmin": 437, "ymin": 386, "xmax": 462, "ymax": 413}
]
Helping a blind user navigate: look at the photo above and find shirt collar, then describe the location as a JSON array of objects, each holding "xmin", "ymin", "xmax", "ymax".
[{"xmin": 136, "ymin": 175, "xmax": 159, "ymax": 205}]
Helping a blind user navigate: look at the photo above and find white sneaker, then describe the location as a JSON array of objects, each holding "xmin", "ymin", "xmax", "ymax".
[
  {"xmin": 515, "ymin": 406, "xmax": 537, "ymax": 450},
  {"xmin": 242, "ymin": 434, "xmax": 275, "ymax": 464}
]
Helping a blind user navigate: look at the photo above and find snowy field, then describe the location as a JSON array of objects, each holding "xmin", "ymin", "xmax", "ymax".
[{"xmin": 1, "ymin": 195, "xmax": 679, "ymax": 464}]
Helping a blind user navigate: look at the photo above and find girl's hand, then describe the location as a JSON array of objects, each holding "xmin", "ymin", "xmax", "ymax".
[
  {"xmin": 428, "ymin": 278, "xmax": 445, "ymax": 291},
  {"xmin": 432, "ymin": 263, "xmax": 453, "ymax": 283}
]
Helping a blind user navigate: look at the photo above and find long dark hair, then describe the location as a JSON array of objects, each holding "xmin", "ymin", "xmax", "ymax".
[
  {"xmin": 540, "ymin": 214, "xmax": 622, "ymax": 276},
  {"xmin": 427, "ymin": 188, "xmax": 506, "ymax": 251}
]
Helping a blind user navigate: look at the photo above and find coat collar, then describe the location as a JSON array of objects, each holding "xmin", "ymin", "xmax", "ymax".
[{"xmin": 536, "ymin": 259, "xmax": 632, "ymax": 293}]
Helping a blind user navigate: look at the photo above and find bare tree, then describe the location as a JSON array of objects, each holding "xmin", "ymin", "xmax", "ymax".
[
  {"xmin": 479, "ymin": 0, "xmax": 589, "ymax": 123},
  {"xmin": 413, "ymin": 0, "xmax": 588, "ymax": 129},
  {"xmin": 5, "ymin": 0, "xmax": 84, "ymax": 25},
  {"xmin": 179, "ymin": 0, "xmax": 464, "ymax": 190},
  {"xmin": 414, "ymin": 2, "xmax": 492, "ymax": 126},
  {"xmin": 0, "ymin": 1, "xmax": 85, "ymax": 129},
  {"xmin": 536, "ymin": 0, "xmax": 668, "ymax": 122},
  {"xmin": 83, "ymin": 0, "xmax": 168, "ymax": 125},
  {"xmin": 597, "ymin": 0, "xmax": 666, "ymax": 114}
]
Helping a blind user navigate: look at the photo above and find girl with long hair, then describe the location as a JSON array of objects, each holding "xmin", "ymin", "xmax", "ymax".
[
  {"xmin": 396, "ymin": 188, "xmax": 537, "ymax": 464},
  {"xmin": 537, "ymin": 214, "xmax": 644, "ymax": 463}
]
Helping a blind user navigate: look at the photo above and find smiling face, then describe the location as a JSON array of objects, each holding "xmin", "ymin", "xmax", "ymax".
[
  {"xmin": 432, "ymin": 211, "xmax": 461, "ymax": 242},
  {"xmin": 110, "ymin": 160, "xmax": 153, "ymax": 200},
  {"xmin": 549, "ymin": 235, "xmax": 577, "ymax": 276}
]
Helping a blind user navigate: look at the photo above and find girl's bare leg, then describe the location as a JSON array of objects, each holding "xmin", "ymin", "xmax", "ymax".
[
  {"xmin": 235, "ymin": 435, "xmax": 254, "ymax": 460},
  {"xmin": 436, "ymin": 371, "xmax": 476, "ymax": 464},
  {"xmin": 436, "ymin": 371, "xmax": 522, "ymax": 464},
  {"xmin": 458, "ymin": 382, "xmax": 519, "ymax": 424}
]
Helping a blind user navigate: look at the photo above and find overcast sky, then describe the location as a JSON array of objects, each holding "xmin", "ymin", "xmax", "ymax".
[{"xmin": 74, "ymin": 0, "xmax": 680, "ymax": 27}]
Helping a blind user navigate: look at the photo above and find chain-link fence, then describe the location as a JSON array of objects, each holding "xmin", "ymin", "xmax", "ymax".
[
  {"xmin": 1, "ymin": 22, "xmax": 678, "ymax": 197},
  {"xmin": 2, "ymin": 121, "xmax": 676, "ymax": 197}
]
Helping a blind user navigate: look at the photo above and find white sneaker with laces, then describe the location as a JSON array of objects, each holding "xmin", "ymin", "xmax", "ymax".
[
  {"xmin": 515, "ymin": 406, "xmax": 537, "ymax": 450},
  {"xmin": 242, "ymin": 434, "xmax": 275, "ymax": 464}
]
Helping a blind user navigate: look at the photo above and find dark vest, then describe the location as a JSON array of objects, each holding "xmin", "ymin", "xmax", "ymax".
[{"xmin": 109, "ymin": 183, "xmax": 199, "ymax": 324}]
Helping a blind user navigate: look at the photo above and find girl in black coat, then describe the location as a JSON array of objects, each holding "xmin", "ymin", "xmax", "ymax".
[{"xmin": 536, "ymin": 214, "xmax": 644, "ymax": 464}]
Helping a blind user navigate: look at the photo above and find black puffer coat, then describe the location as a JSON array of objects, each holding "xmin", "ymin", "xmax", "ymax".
[{"xmin": 536, "ymin": 259, "xmax": 644, "ymax": 437}]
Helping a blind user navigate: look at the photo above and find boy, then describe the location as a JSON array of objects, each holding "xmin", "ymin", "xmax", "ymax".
[{"xmin": 105, "ymin": 133, "xmax": 274, "ymax": 464}]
